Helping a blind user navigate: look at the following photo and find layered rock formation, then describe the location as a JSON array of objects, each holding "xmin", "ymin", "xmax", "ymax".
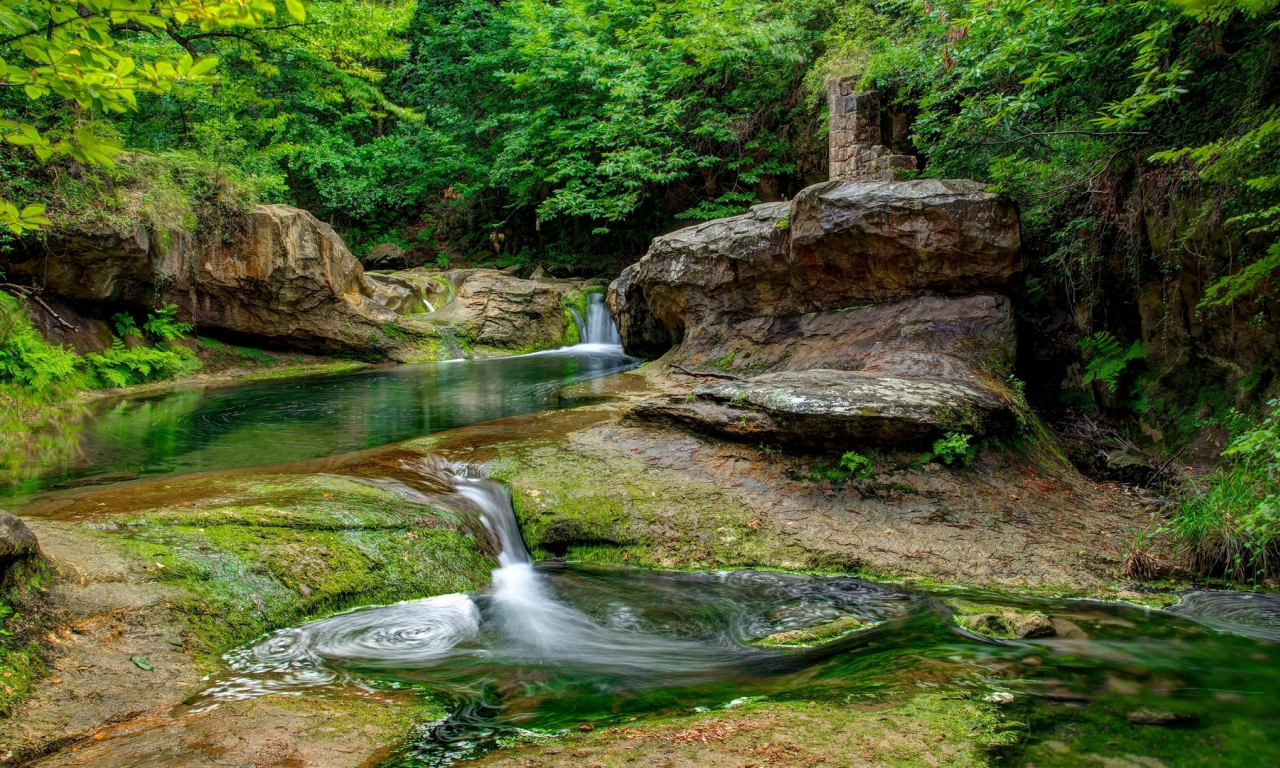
[
  {"xmin": 8, "ymin": 205, "xmax": 400, "ymax": 353},
  {"xmin": 400, "ymin": 271, "xmax": 569, "ymax": 350},
  {"xmin": 611, "ymin": 178, "xmax": 1022, "ymax": 447}
]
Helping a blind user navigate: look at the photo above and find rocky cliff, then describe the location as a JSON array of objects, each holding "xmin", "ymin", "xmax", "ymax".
[
  {"xmin": 9, "ymin": 205, "xmax": 398, "ymax": 353},
  {"xmin": 610, "ymin": 178, "xmax": 1022, "ymax": 447}
]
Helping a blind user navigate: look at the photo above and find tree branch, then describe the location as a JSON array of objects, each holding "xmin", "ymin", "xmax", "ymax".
[
  {"xmin": 669, "ymin": 363, "xmax": 745, "ymax": 381},
  {"xmin": 0, "ymin": 284, "xmax": 77, "ymax": 331}
]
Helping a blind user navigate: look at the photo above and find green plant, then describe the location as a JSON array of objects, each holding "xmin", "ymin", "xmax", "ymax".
[
  {"xmin": 142, "ymin": 303, "xmax": 193, "ymax": 341},
  {"xmin": 839, "ymin": 451, "xmax": 874, "ymax": 479},
  {"xmin": 84, "ymin": 340, "xmax": 199, "ymax": 388},
  {"xmin": 1079, "ymin": 332, "xmax": 1148, "ymax": 394},
  {"xmin": 932, "ymin": 433, "xmax": 974, "ymax": 467},
  {"xmin": 112, "ymin": 312, "xmax": 142, "ymax": 339}
]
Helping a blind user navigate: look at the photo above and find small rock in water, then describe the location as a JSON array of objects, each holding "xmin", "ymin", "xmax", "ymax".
[
  {"xmin": 1127, "ymin": 709, "xmax": 1195, "ymax": 726},
  {"xmin": 1005, "ymin": 609, "xmax": 1055, "ymax": 638}
]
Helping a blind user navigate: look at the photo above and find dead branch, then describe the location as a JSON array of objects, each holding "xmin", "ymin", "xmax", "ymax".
[
  {"xmin": 1, "ymin": 283, "xmax": 76, "ymax": 331},
  {"xmin": 668, "ymin": 363, "xmax": 745, "ymax": 381}
]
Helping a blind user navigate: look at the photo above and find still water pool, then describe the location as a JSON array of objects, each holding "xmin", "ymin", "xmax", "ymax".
[{"xmin": 10, "ymin": 344, "xmax": 636, "ymax": 500}]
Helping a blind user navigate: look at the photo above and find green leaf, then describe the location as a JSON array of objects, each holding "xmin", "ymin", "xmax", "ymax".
[
  {"xmin": 286, "ymin": 0, "xmax": 306, "ymax": 23},
  {"xmin": 130, "ymin": 656, "xmax": 154, "ymax": 672}
]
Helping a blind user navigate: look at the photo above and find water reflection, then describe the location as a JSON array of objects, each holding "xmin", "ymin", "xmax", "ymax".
[{"xmin": 8, "ymin": 345, "xmax": 636, "ymax": 499}]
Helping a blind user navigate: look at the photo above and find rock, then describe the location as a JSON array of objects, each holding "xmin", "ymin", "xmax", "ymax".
[
  {"xmin": 958, "ymin": 613, "xmax": 1009, "ymax": 636},
  {"xmin": 1004, "ymin": 610, "xmax": 1056, "ymax": 639},
  {"xmin": 8, "ymin": 205, "xmax": 398, "ymax": 354},
  {"xmin": 403, "ymin": 271, "xmax": 567, "ymax": 349},
  {"xmin": 365, "ymin": 272, "xmax": 426, "ymax": 315},
  {"xmin": 363, "ymin": 242, "xmax": 408, "ymax": 270},
  {"xmin": 392, "ymin": 268, "xmax": 454, "ymax": 311},
  {"xmin": 22, "ymin": 299, "xmax": 113, "ymax": 354},
  {"xmin": 632, "ymin": 369, "xmax": 1013, "ymax": 447},
  {"xmin": 788, "ymin": 179, "xmax": 1021, "ymax": 302},
  {"xmin": 1127, "ymin": 709, "xmax": 1196, "ymax": 726},
  {"xmin": 667, "ymin": 293, "xmax": 1016, "ymax": 384},
  {"xmin": 754, "ymin": 616, "xmax": 869, "ymax": 647},
  {"xmin": 618, "ymin": 179, "xmax": 1023, "ymax": 447},
  {"xmin": 607, "ymin": 264, "xmax": 678, "ymax": 359},
  {"xmin": 0, "ymin": 510, "xmax": 41, "ymax": 583}
]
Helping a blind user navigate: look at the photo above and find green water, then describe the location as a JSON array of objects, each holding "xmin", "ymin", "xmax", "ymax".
[
  {"xmin": 211, "ymin": 562, "xmax": 1280, "ymax": 767},
  {"xmin": 7, "ymin": 346, "xmax": 636, "ymax": 501}
]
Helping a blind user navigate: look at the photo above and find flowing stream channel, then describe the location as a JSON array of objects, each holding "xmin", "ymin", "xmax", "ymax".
[
  {"xmin": 191, "ymin": 461, "xmax": 1280, "ymax": 766},
  {"xmin": 19, "ymin": 309, "xmax": 1280, "ymax": 766}
]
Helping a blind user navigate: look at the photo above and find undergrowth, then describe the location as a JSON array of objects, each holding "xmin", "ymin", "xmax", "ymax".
[{"xmin": 1166, "ymin": 399, "xmax": 1280, "ymax": 582}]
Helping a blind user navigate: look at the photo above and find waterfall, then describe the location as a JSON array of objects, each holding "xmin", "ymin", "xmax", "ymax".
[
  {"xmin": 435, "ymin": 326, "xmax": 464, "ymax": 360},
  {"xmin": 568, "ymin": 307, "xmax": 586, "ymax": 342},
  {"xmin": 581, "ymin": 292, "xmax": 620, "ymax": 346}
]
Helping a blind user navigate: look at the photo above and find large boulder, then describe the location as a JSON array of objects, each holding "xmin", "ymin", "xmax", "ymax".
[
  {"xmin": 403, "ymin": 271, "xmax": 567, "ymax": 349},
  {"xmin": 616, "ymin": 179, "xmax": 1023, "ymax": 447},
  {"xmin": 0, "ymin": 510, "xmax": 41, "ymax": 585},
  {"xmin": 7, "ymin": 205, "xmax": 398, "ymax": 353},
  {"xmin": 363, "ymin": 242, "xmax": 408, "ymax": 270},
  {"xmin": 607, "ymin": 265, "xmax": 677, "ymax": 359}
]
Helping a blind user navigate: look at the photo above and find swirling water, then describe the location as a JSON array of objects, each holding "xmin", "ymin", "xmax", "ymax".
[{"xmin": 202, "ymin": 464, "xmax": 1280, "ymax": 767}]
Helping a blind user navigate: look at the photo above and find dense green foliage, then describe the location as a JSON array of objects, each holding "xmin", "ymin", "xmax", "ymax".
[{"xmin": 0, "ymin": 295, "xmax": 200, "ymax": 481}]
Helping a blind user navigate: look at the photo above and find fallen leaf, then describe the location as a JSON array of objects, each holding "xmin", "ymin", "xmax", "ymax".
[{"xmin": 131, "ymin": 656, "xmax": 154, "ymax": 672}]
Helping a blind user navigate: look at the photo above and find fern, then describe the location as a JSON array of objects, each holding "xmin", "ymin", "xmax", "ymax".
[
  {"xmin": 84, "ymin": 340, "xmax": 199, "ymax": 388},
  {"xmin": 142, "ymin": 303, "xmax": 194, "ymax": 341},
  {"xmin": 1079, "ymin": 332, "xmax": 1147, "ymax": 393},
  {"xmin": 112, "ymin": 312, "xmax": 142, "ymax": 339}
]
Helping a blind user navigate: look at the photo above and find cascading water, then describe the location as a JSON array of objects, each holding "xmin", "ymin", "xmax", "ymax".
[
  {"xmin": 200, "ymin": 460, "xmax": 1280, "ymax": 767},
  {"xmin": 581, "ymin": 292, "xmax": 621, "ymax": 346}
]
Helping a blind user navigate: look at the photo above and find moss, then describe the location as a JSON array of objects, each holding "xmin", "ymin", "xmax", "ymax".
[
  {"xmin": 104, "ymin": 474, "xmax": 494, "ymax": 655},
  {"xmin": 475, "ymin": 694, "xmax": 1016, "ymax": 767},
  {"xmin": 491, "ymin": 439, "xmax": 791, "ymax": 570},
  {"xmin": 561, "ymin": 309, "xmax": 581, "ymax": 346},
  {"xmin": 752, "ymin": 615, "xmax": 872, "ymax": 647}
]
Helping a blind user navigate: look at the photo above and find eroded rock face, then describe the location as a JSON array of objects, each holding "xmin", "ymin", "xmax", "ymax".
[
  {"xmin": 365, "ymin": 272, "xmax": 426, "ymax": 315},
  {"xmin": 789, "ymin": 179, "xmax": 1021, "ymax": 301},
  {"xmin": 615, "ymin": 179, "xmax": 1023, "ymax": 446},
  {"xmin": 8, "ymin": 205, "xmax": 399, "ymax": 353},
  {"xmin": 403, "ymin": 271, "xmax": 566, "ymax": 349},
  {"xmin": 631, "ymin": 370, "xmax": 1012, "ymax": 447},
  {"xmin": 607, "ymin": 265, "xmax": 676, "ymax": 359}
]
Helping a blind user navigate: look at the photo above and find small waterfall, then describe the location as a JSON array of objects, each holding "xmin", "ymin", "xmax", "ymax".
[
  {"xmin": 582, "ymin": 292, "xmax": 620, "ymax": 346},
  {"xmin": 568, "ymin": 307, "xmax": 586, "ymax": 342},
  {"xmin": 435, "ymin": 326, "xmax": 464, "ymax": 360}
]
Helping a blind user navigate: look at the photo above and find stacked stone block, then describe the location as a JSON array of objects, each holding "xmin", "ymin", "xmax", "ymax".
[{"xmin": 826, "ymin": 77, "xmax": 917, "ymax": 182}]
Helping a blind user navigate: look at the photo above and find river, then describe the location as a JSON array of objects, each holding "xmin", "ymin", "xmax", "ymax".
[{"xmin": 11, "ymin": 313, "xmax": 1280, "ymax": 766}]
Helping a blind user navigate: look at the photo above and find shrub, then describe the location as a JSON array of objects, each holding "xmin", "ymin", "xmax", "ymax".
[
  {"xmin": 932, "ymin": 433, "xmax": 975, "ymax": 466},
  {"xmin": 1079, "ymin": 331, "xmax": 1147, "ymax": 394},
  {"xmin": 839, "ymin": 451, "xmax": 874, "ymax": 479},
  {"xmin": 1170, "ymin": 399, "xmax": 1280, "ymax": 581},
  {"xmin": 84, "ymin": 340, "xmax": 199, "ymax": 388},
  {"xmin": 142, "ymin": 303, "xmax": 194, "ymax": 341}
]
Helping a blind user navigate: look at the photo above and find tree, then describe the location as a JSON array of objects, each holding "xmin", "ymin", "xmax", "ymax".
[{"xmin": 0, "ymin": 0, "xmax": 306, "ymax": 234}]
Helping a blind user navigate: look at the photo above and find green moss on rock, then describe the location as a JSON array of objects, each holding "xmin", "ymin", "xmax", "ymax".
[{"xmin": 105, "ymin": 474, "xmax": 494, "ymax": 654}]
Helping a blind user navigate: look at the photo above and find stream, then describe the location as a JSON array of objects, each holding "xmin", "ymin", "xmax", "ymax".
[
  {"xmin": 194, "ymin": 463, "xmax": 1280, "ymax": 767},
  {"xmin": 15, "ymin": 311, "xmax": 1280, "ymax": 766}
]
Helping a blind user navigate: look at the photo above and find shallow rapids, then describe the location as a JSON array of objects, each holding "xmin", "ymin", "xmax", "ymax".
[{"xmin": 198, "ymin": 463, "xmax": 1280, "ymax": 766}]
